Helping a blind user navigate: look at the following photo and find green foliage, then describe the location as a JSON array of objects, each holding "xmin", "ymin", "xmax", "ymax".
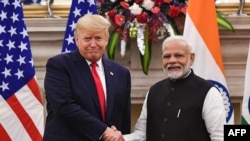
[{"xmin": 216, "ymin": 11, "xmax": 234, "ymax": 32}]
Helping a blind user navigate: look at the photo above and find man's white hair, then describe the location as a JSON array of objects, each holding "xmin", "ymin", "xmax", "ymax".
[{"xmin": 162, "ymin": 36, "xmax": 194, "ymax": 53}]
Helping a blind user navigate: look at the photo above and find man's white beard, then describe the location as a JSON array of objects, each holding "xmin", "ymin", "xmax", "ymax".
[{"xmin": 165, "ymin": 59, "xmax": 191, "ymax": 80}]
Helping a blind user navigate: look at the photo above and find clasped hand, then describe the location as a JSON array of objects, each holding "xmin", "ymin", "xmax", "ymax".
[{"xmin": 102, "ymin": 126, "xmax": 124, "ymax": 141}]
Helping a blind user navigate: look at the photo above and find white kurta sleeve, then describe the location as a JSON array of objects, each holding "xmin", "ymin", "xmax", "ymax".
[
  {"xmin": 202, "ymin": 87, "xmax": 226, "ymax": 141},
  {"xmin": 124, "ymin": 92, "xmax": 149, "ymax": 141}
]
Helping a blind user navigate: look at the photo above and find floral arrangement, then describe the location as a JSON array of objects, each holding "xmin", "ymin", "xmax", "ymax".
[{"xmin": 97, "ymin": 0, "xmax": 233, "ymax": 75}]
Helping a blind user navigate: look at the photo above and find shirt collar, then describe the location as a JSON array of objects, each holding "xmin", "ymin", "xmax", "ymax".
[{"xmin": 86, "ymin": 59, "xmax": 103, "ymax": 70}]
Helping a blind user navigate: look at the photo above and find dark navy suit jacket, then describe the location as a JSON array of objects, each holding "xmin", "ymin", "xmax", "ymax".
[{"xmin": 43, "ymin": 49, "xmax": 131, "ymax": 141}]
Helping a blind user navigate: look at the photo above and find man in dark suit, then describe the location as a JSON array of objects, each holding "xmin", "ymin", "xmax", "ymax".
[
  {"xmin": 43, "ymin": 14, "xmax": 131, "ymax": 141},
  {"xmin": 124, "ymin": 36, "xmax": 225, "ymax": 141}
]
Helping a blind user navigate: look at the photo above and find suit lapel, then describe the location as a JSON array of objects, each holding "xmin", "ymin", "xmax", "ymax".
[
  {"xmin": 73, "ymin": 50, "xmax": 102, "ymax": 117},
  {"xmin": 102, "ymin": 58, "xmax": 116, "ymax": 121},
  {"xmin": 73, "ymin": 51, "xmax": 117, "ymax": 121}
]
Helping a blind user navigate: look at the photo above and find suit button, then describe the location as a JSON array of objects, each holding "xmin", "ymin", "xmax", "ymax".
[
  {"xmin": 161, "ymin": 133, "xmax": 165, "ymax": 137},
  {"xmin": 170, "ymin": 87, "xmax": 175, "ymax": 91},
  {"xmin": 163, "ymin": 118, "xmax": 168, "ymax": 122},
  {"xmin": 166, "ymin": 102, "xmax": 171, "ymax": 107}
]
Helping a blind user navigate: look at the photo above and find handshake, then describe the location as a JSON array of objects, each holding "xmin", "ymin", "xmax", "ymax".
[{"xmin": 101, "ymin": 125, "xmax": 125, "ymax": 141}]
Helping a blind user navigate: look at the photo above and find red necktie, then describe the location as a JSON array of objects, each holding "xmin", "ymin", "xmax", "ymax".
[{"xmin": 91, "ymin": 62, "xmax": 106, "ymax": 121}]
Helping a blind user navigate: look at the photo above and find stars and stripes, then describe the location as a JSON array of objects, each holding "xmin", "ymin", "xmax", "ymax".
[
  {"xmin": 0, "ymin": 0, "xmax": 44, "ymax": 140},
  {"xmin": 61, "ymin": 0, "xmax": 97, "ymax": 53}
]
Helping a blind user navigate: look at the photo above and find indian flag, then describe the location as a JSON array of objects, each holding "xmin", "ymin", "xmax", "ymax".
[
  {"xmin": 183, "ymin": 0, "xmax": 234, "ymax": 124},
  {"xmin": 241, "ymin": 44, "xmax": 250, "ymax": 125}
]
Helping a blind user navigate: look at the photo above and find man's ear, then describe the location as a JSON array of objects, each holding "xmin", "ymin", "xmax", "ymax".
[
  {"xmin": 190, "ymin": 53, "xmax": 195, "ymax": 65},
  {"xmin": 74, "ymin": 35, "xmax": 79, "ymax": 46}
]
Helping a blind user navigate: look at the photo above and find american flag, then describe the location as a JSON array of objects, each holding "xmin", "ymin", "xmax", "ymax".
[
  {"xmin": 61, "ymin": 0, "xmax": 97, "ymax": 53},
  {"xmin": 0, "ymin": 0, "xmax": 44, "ymax": 140}
]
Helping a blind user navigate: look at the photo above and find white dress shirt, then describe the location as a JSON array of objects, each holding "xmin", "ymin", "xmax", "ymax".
[{"xmin": 124, "ymin": 87, "xmax": 226, "ymax": 141}]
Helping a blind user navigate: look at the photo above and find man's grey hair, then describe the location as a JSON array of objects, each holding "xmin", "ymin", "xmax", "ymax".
[{"xmin": 162, "ymin": 36, "xmax": 194, "ymax": 53}]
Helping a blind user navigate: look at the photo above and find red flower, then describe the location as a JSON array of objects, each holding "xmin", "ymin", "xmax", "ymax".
[
  {"xmin": 154, "ymin": 0, "xmax": 165, "ymax": 6},
  {"xmin": 107, "ymin": 9, "xmax": 116, "ymax": 21},
  {"xmin": 120, "ymin": 1, "xmax": 129, "ymax": 9},
  {"xmin": 181, "ymin": 6, "xmax": 187, "ymax": 14},
  {"xmin": 115, "ymin": 14, "xmax": 125, "ymax": 26},
  {"xmin": 135, "ymin": 0, "xmax": 143, "ymax": 3},
  {"xmin": 136, "ymin": 12, "xmax": 148, "ymax": 23},
  {"xmin": 151, "ymin": 6, "xmax": 160, "ymax": 14},
  {"xmin": 168, "ymin": 5, "xmax": 181, "ymax": 18},
  {"xmin": 164, "ymin": 0, "xmax": 171, "ymax": 4}
]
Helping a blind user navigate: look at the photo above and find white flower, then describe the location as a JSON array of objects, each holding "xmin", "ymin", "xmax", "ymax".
[
  {"xmin": 129, "ymin": 3, "xmax": 143, "ymax": 15},
  {"xmin": 142, "ymin": 0, "xmax": 155, "ymax": 10}
]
